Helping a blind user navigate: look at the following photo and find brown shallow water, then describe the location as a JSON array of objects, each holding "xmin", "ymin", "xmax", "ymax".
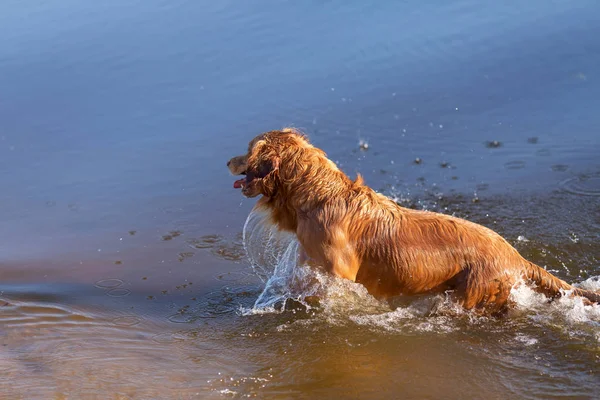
[
  {"xmin": 1, "ymin": 0, "xmax": 600, "ymax": 399},
  {"xmin": 2, "ymin": 188, "xmax": 600, "ymax": 399}
]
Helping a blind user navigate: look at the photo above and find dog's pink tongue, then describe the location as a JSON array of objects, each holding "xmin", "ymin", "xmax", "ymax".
[{"xmin": 233, "ymin": 179, "xmax": 245, "ymax": 189}]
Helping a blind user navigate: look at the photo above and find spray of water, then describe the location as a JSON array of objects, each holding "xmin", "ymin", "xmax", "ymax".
[
  {"xmin": 242, "ymin": 209, "xmax": 322, "ymax": 311},
  {"xmin": 509, "ymin": 277, "xmax": 600, "ymax": 325},
  {"xmin": 241, "ymin": 209, "xmax": 387, "ymax": 314}
]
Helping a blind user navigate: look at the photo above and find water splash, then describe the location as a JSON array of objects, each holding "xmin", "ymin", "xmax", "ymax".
[
  {"xmin": 242, "ymin": 210, "xmax": 293, "ymax": 282},
  {"xmin": 241, "ymin": 209, "xmax": 321, "ymax": 311},
  {"xmin": 241, "ymin": 209, "xmax": 387, "ymax": 313},
  {"xmin": 509, "ymin": 278, "xmax": 600, "ymax": 324},
  {"xmin": 508, "ymin": 277, "xmax": 600, "ymax": 344}
]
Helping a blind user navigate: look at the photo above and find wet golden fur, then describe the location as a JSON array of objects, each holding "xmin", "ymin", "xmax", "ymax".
[{"xmin": 228, "ymin": 129, "xmax": 600, "ymax": 313}]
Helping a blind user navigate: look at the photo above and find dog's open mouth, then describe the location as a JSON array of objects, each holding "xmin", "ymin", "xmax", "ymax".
[
  {"xmin": 233, "ymin": 171, "xmax": 250, "ymax": 189},
  {"xmin": 233, "ymin": 177, "xmax": 246, "ymax": 189},
  {"xmin": 232, "ymin": 168, "xmax": 264, "ymax": 194}
]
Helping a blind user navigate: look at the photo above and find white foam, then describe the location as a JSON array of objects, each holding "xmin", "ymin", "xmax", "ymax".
[
  {"xmin": 509, "ymin": 278, "xmax": 600, "ymax": 341},
  {"xmin": 514, "ymin": 334, "xmax": 538, "ymax": 346},
  {"xmin": 510, "ymin": 280, "xmax": 600, "ymax": 319},
  {"xmin": 575, "ymin": 276, "xmax": 600, "ymax": 292}
]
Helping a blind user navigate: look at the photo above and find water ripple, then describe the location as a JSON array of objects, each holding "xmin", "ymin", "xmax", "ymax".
[{"xmin": 560, "ymin": 176, "xmax": 600, "ymax": 197}]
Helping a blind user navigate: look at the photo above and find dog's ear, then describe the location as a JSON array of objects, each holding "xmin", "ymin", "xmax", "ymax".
[
  {"xmin": 257, "ymin": 156, "xmax": 280, "ymax": 198},
  {"xmin": 257, "ymin": 156, "xmax": 279, "ymax": 178},
  {"xmin": 248, "ymin": 139, "xmax": 281, "ymax": 197}
]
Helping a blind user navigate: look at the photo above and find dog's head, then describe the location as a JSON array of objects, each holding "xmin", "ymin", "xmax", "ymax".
[{"xmin": 227, "ymin": 128, "xmax": 308, "ymax": 198}]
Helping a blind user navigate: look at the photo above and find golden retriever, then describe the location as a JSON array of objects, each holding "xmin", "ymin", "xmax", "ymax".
[{"xmin": 227, "ymin": 128, "xmax": 599, "ymax": 313}]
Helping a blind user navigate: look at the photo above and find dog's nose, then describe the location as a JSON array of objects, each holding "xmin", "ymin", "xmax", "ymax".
[{"xmin": 227, "ymin": 160, "xmax": 231, "ymax": 167}]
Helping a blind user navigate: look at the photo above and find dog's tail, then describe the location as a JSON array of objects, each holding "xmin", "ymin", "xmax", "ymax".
[{"xmin": 523, "ymin": 262, "xmax": 600, "ymax": 303}]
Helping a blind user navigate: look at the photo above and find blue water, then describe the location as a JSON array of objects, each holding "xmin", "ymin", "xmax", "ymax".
[{"xmin": 1, "ymin": 0, "xmax": 599, "ymax": 259}]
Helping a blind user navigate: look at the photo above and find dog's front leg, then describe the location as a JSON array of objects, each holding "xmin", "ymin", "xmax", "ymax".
[
  {"xmin": 317, "ymin": 227, "xmax": 360, "ymax": 282},
  {"xmin": 323, "ymin": 242, "xmax": 360, "ymax": 281},
  {"xmin": 297, "ymin": 245, "xmax": 327, "ymax": 271},
  {"xmin": 297, "ymin": 221, "xmax": 360, "ymax": 281}
]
